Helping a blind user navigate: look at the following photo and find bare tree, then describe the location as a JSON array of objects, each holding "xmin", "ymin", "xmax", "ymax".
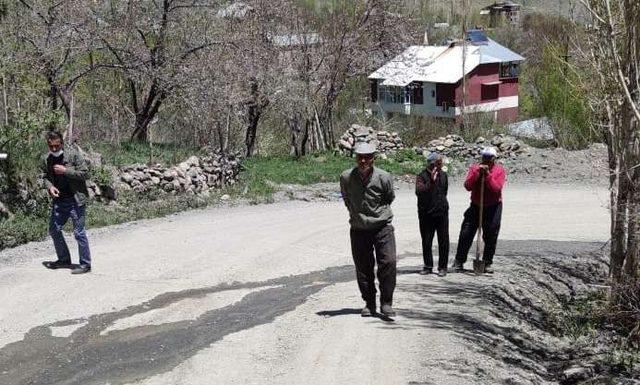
[
  {"xmin": 273, "ymin": 0, "xmax": 409, "ymax": 157},
  {"xmin": 89, "ymin": 0, "xmax": 224, "ymax": 142},
  {"xmin": 11, "ymin": 0, "xmax": 97, "ymax": 136},
  {"xmin": 580, "ymin": 0, "xmax": 640, "ymax": 281}
]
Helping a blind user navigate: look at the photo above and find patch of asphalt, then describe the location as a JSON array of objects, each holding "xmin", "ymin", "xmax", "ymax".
[{"xmin": 0, "ymin": 240, "xmax": 604, "ymax": 385}]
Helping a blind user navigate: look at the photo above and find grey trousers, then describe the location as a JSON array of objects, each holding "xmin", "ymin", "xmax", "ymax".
[{"xmin": 349, "ymin": 224, "xmax": 397, "ymax": 306}]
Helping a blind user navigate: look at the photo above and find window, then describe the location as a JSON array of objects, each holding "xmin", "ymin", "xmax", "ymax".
[
  {"xmin": 481, "ymin": 84, "xmax": 499, "ymax": 100},
  {"xmin": 500, "ymin": 62, "xmax": 520, "ymax": 78},
  {"xmin": 370, "ymin": 79, "xmax": 378, "ymax": 102},
  {"xmin": 378, "ymin": 85, "xmax": 404, "ymax": 104},
  {"xmin": 408, "ymin": 82, "xmax": 423, "ymax": 105}
]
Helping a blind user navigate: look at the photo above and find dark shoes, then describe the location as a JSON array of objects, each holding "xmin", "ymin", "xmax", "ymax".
[
  {"xmin": 71, "ymin": 265, "xmax": 91, "ymax": 275},
  {"xmin": 44, "ymin": 260, "xmax": 91, "ymax": 274},
  {"xmin": 452, "ymin": 261, "xmax": 464, "ymax": 273},
  {"xmin": 437, "ymin": 269, "xmax": 447, "ymax": 277},
  {"xmin": 419, "ymin": 267, "xmax": 433, "ymax": 275},
  {"xmin": 43, "ymin": 260, "xmax": 72, "ymax": 269},
  {"xmin": 380, "ymin": 304, "xmax": 396, "ymax": 317},
  {"xmin": 361, "ymin": 302, "xmax": 376, "ymax": 317}
]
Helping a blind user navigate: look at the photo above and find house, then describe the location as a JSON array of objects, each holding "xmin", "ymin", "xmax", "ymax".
[
  {"xmin": 480, "ymin": 1, "xmax": 521, "ymax": 27},
  {"xmin": 368, "ymin": 30, "xmax": 524, "ymax": 124}
]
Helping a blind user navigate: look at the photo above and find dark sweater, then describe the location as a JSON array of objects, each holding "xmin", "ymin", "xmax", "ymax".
[
  {"xmin": 47, "ymin": 154, "xmax": 74, "ymax": 199},
  {"xmin": 415, "ymin": 168, "xmax": 449, "ymax": 217}
]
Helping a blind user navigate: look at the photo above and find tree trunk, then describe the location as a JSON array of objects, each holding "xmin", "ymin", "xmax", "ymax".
[
  {"xmin": 132, "ymin": 113, "xmax": 150, "ymax": 142},
  {"xmin": 612, "ymin": 162, "xmax": 629, "ymax": 280},
  {"xmin": 624, "ymin": 182, "xmax": 640, "ymax": 278},
  {"xmin": 1, "ymin": 73, "xmax": 8, "ymax": 125},
  {"xmin": 218, "ymin": 107, "xmax": 231, "ymax": 154},
  {"xmin": 244, "ymin": 109, "xmax": 261, "ymax": 157},
  {"xmin": 48, "ymin": 77, "xmax": 58, "ymax": 112},
  {"xmin": 244, "ymin": 79, "xmax": 268, "ymax": 157},
  {"xmin": 289, "ymin": 114, "xmax": 309, "ymax": 158}
]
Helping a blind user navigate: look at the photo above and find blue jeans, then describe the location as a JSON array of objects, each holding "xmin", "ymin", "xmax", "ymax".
[{"xmin": 49, "ymin": 198, "xmax": 91, "ymax": 266}]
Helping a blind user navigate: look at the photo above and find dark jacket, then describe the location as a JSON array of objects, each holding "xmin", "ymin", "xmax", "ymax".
[
  {"xmin": 40, "ymin": 147, "xmax": 90, "ymax": 206},
  {"xmin": 415, "ymin": 168, "xmax": 448, "ymax": 217},
  {"xmin": 340, "ymin": 166, "xmax": 395, "ymax": 230}
]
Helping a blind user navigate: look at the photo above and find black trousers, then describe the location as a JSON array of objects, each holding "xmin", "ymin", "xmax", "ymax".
[
  {"xmin": 418, "ymin": 212, "xmax": 449, "ymax": 271},
  {"xmin": 455, "ymin": 202, "xmax": 502, "ymax": 266},
  {"xmin": 349, "ymin": 224, "xmax": 397, "ymax": 306}
]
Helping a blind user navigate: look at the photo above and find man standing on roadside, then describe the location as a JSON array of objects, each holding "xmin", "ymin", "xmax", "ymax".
[
  {"xmin": 41, "ymin": 131, "xmax": 93, "ymax": 274},
  {"xmin": 416, "ymin": 152, "xmax": 449, "ymax": 277},
  {"xmin": 453, "ymin": 147, "xmax": 506, "ymax": 274},
  {"xmin": 340, "ymin": 142, "xmax": 397, "ymax": 317}
]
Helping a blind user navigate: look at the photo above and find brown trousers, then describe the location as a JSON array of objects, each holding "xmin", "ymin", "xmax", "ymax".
[{"xmin": 349, "ymin": 224, "xmax": 397, "ymax": 307}]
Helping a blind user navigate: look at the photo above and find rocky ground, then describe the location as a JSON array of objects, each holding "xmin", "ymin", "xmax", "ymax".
[{"xmin": 270, "ymin": 143, "xmax": 609, "ymax": 204}]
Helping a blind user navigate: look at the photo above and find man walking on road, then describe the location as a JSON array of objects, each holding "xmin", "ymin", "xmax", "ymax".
[
  {"xmin": 416, "ymin": 152, "xmax": 449, "ymax": 277},
  {"xmin": 41, "ymin": 131, "xmax": 93, "ymax": 274},
  {"xmin": 453, "ymin": 147, "xmax": 506, "ymax": 274},
  {"xmin": 340, "ymin": 142, "xmax": 397, "ymax": 317}
]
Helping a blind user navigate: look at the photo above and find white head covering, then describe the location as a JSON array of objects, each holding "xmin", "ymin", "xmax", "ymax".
[
  {"xmin": 353, "ymin": 142, "xmax": 377, "ymax": 155},
  {"xmin": 480, "ymin": 147, "xmax": 497, "ymax": 158}
]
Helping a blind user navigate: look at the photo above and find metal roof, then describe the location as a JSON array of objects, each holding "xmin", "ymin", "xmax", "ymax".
[{"xmin": 369, "ymin": 38, "xmax": 524, "ymax": 85}]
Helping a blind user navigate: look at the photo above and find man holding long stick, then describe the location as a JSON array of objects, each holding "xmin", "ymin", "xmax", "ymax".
[{"xmin": 453, "ymin": 147, "xmax": 506, "ymax": 274}]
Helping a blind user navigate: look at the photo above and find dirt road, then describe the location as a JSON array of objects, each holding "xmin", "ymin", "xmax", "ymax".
[{"xmin": 0, "ymin": 181, "xmax": 610, "ymax": 384}]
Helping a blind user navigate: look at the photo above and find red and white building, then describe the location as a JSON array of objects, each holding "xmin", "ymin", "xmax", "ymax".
[{"xmin": 368, "ymin": 32, "xmax": 524, "ymax": 124}]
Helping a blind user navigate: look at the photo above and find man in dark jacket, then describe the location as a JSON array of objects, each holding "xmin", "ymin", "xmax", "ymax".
[
  {"xmin": 453, "ymin": 147, "xmax": 506, "ymax": 274},
  {"xmin": 340, "ymin": 142, "xmax": 397, "ymax": 317},
  {"xmin": 41, "ymin": 131, "xmax": 92, "ymax": 274},
  {"xmin": 416, "ymin": 152, "xmax": 449, "ymax": 277}
]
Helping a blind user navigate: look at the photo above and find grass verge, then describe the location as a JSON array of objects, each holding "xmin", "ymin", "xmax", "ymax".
[{"xmin": 0, "ymin": 150, "xmax": 427, "ymax": 251}]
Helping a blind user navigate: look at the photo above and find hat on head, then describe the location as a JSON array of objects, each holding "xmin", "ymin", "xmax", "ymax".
[
  {"xmin": 480, "ymin": 146, "xmax": 498, "ymax": 158},
  {"xmin": 426, "ymin": 152, "xmax": 440, "ymax": 164},
  {"xmin": 354, "ymin": 142, "xmax": 377, "ymax": 155}
]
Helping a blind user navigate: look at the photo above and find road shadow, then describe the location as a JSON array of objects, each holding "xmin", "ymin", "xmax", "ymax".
[{"xmin": 316, "ymin": 308, "xmax": 361, "ymax": 317}]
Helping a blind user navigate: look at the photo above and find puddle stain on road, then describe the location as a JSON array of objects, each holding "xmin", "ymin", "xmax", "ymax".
[
  {"xmin": 0, "ymin": 240, "xmax": 602, "ymax": 385},
  {"xmin": 0, "ymin": 265, "xmax": 358, "ymax": 385}
]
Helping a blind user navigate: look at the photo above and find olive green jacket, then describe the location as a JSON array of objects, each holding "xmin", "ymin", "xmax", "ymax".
[
  {"xmin": 40, "ymin": 147, "xmax": 90, "ymax": 206},
  {"xmin": 340, "ymin": 166, "xmax": 395, "ymax": 230}
]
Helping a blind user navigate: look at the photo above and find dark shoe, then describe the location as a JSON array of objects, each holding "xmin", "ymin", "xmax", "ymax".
[
  {"xmin": 452, "ymin": 261, "xmax": 464, "ymax": 273},
  {"xmin": 361, "ymin": 306, "xmax": 374, "ymax": 317},
  {"xmin": 419, "ymin": 267, "xmax": 433, "ymax": 275},
  {"xmin": 437, "ymin": 269, "xmax": 447, "ymax": 277},
  {"xmin": 71, "ymin": 265, "xmax": 91, "ymax": 274},
  {"xmin": 380, "ymin": 304, "xmax": 396, "ymax": 317},
  {"xmin": 42, "ymin": 260, "xmax": 72, "ymax": 269}
]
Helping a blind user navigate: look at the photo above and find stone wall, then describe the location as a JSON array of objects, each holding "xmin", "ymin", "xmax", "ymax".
[
  {"xmin": 338, "ymin": 124, "xmax": 405, "ymax": 155},
  {"xmin": 90, "ymin": 152, "xmax": 242, "ymax": 200},
  {"xmin": 417, "ymin": 134, "xmax": 528, "ymax": 159}
]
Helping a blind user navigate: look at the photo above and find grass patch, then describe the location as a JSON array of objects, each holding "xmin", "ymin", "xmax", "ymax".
[
  {"xmin": 89, "ymin": 141, "xmax": 204, "ymax": 167},
  {"xmin": 550, "ymin": 290, "xmax": 608, "ymax": 340},
  {"xmin": 549, "ymin": 289, "xmax": 640, "ymax": 375},
  {"xmin": 240, "ymin": 150, "xmax": 426, "ymax": 201},
  {"xmin": 0, "ymin": 150, "xmax": 428, "ymax": 251},
  {"xmin": 0, "ymin": 188, "xmax": 236, "ymax": 250}
]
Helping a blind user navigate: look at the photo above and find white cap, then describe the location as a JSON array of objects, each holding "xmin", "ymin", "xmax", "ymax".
[
  {"xmin": 353, "ymin": 142, "xmax": 377, "ymax": 155},
  {"xmin": 0, "ymin": 153, "xmax": 7, "ymax": 160},
  {"xmin": 480, "ymin": 147, "xmax": 497, "ymax": 157}
]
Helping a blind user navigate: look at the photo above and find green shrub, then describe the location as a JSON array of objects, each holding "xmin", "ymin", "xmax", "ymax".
[
  {"xmin": 91, "ymin": 165, "xmax": 114, "ymax": 186},
  {"xmin": 90, "ymin": 141, "xmax": 204, "ymax": 167}
]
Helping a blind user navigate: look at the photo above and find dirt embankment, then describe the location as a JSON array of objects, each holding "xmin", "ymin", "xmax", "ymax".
[{"xmin": 271, "ymin": 144, "xmax": 609, "ymax": 204}]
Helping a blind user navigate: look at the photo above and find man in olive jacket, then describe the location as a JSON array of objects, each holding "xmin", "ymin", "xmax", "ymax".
[
  {"xmin": 41, "ymin": 131, "xmax": 92, "ymax": 274},
  {"xmin": 340, "ymin": 142, "xmax": 397, "ymax": 317}
]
